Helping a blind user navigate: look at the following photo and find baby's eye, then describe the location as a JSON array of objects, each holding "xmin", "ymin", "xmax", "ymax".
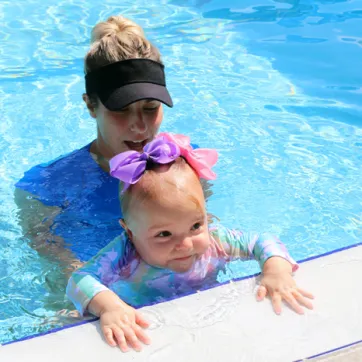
[
  {"xmin": 156, "ymin": 230, "xmax": 172, "ymax": 238},
  {"xmin": 191, "ymin": 222, "xmax": 202, "ymax": 231}
]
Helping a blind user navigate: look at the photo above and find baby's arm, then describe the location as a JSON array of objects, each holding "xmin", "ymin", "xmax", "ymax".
[
  {"xmin": 66, "ymin": 234, "xmax": 150, "ymax": 351},
  {"xmin": 212, "ymin": 225, "xmax": 298, "ymax": 270},
  {"xmin": 212, "ymin": 225, "xmax": 314, "ymax": 314},
  {"xmin": 88, "ymin": 289, "xmax": 150, "ymax": 352},
  {"xmin": 66, "ymin": 234, "xmax": 127, "ymax": 316}
]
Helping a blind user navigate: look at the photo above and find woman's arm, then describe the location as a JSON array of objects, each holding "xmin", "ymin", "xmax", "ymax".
[{"xmin": 14, "ymin": 187, "xmax": 82, "ymax": 275}]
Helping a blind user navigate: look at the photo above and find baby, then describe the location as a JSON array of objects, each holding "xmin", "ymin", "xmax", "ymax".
[{"xmin": 66, "ymin": 133, "xmax": 313, "ymax": 352}]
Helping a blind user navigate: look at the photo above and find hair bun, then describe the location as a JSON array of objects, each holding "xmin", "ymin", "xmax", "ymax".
[
  {"xmin": 91, "ymin": 15, "xmax": 145, "ymax": 43},
  {"xmin": 85, "ymin": 15, "xmax": 161, "ymax": 76}
]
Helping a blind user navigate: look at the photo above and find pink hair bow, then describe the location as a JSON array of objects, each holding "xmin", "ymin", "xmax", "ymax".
[{"xmin": 157, "ymin": 132, "xmax": 218, "ymax": 180}]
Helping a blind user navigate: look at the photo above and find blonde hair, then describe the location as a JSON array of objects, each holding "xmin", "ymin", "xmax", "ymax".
[
  {"xmin": 85, "ymin": 15, "xmax": 162, "ymax": 105},
  {"xmin": 120, "ymin": 158, "xmax": 204, "ymax": 224}
]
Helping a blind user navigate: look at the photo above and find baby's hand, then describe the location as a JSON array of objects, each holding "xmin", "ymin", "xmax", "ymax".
[
  {"xmin": 257, "ymin": 256, "xmax": 314, "ymax": 315},
  {"xmin": 100, "ymin": 301, "xmax": 150, "ymax": 352}
]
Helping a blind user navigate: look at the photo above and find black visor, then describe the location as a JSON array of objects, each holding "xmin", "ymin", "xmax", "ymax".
[{"xmin": 85, "ymin": 59, "xmax": 173, "ymax": 111}]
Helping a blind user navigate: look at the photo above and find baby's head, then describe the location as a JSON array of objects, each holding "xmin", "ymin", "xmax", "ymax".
[{"xmin": 110, "ymin": 133, "xmax": 218, "ymax": 273}]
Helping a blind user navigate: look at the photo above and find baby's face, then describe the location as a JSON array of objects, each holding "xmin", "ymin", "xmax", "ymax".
[{"xmin": 124, "ymin": 175, "xmax": 210, "ymax": 273}]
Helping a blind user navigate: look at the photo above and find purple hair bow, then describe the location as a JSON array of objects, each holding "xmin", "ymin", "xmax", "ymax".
[{"xmin": 109, "ymin": 138, "xmax": 181, "ymax": 192}]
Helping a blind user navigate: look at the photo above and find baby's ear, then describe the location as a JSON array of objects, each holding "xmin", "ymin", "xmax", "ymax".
[{"xmin": 119, "ymin": 219, "xmax": 133, "ymax": 240}]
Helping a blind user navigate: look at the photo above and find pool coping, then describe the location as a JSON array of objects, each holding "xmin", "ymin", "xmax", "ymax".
[
  {"xmin": 294, "ymin": 339, "xmax": 362, "ymax": 361},
  {"xmin": 1, "ymin": 240, "xmax": 362, "ymax": 362}
]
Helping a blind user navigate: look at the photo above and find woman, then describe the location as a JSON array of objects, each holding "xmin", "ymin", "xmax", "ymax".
[{"xmin": 15, "ymin": 15, "xmax": 176, "ymax": 263}]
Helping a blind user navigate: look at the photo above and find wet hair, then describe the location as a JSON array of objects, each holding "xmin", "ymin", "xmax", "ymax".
[
  {"xmin": 84, "ymin": 15, "xmax": 162, "ymax": 107},
  {"xmin": 120, "ymin": 157, "xmax": 204, "ymax": 224}
]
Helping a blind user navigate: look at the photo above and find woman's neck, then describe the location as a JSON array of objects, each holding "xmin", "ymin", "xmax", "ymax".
[{"xmin": 90, "ymin": 139, "xmax": 111, "ymax": 172}]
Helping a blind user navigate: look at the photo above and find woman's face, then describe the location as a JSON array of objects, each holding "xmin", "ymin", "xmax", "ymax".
[{"xmin": 84, "ymin": 95, "xmax": 164, "ymax": 157}]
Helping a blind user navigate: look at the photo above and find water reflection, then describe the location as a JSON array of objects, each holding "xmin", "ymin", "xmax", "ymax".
[
  {"xmin": 180, "ymin": 0, "xmax": 362, "ymax": 122},
  {"xmin": 203, "ymin": 3, "xmax": 362, "ymax": 28}
]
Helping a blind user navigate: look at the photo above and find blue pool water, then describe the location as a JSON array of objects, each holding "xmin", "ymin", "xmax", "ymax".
[{"xmin": 0, "ymin": 0, "xmax": 361, "ymax": 345}]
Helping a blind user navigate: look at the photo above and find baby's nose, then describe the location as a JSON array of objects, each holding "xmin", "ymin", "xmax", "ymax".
[{"xmin": 175, "ymin": 237, "xmax": 193, "ymax": 251}]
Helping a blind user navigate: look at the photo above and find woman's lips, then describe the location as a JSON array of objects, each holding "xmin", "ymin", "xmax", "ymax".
[{"xmin": 124, "ymin": 139, "xmax": 148, "ymax": 151}]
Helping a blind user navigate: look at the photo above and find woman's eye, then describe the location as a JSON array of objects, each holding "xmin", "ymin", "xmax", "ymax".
[
  {"xmin": 116, "ymin": 108, "xmax": 129, "ymax": 113},
  {"xmin": 156, "ymin": 231, "xmax": 171, "ymax": 238},
  {"xmin": 144, "ymin": 105, "xmax": 159, "ymax": 112},
  {"xmin": 191, "ymin": 222, "xmax": 201, "ymax": 231}
]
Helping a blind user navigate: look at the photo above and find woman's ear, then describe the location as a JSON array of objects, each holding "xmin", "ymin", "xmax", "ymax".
[
  {"xmin": 119, "ymin": 219, "xmax": 133, "ymax": 240},
  {"xmin": 82, "ymin": 93, "xmax": 97, "ymax": 119}
]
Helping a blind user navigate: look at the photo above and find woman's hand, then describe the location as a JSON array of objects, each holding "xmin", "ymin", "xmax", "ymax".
[
  {"xmin": 100, "ymin": 300, "xmax": 150, "ymax": 352},
  {"xmin": 257, "ymin": 256, "xmax": 314, "ymax": 315}
]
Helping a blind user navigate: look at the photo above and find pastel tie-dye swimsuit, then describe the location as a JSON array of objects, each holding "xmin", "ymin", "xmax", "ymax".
[{"xmin": 66, "ymin": 225, "xmax": 298, "ymax": 315}]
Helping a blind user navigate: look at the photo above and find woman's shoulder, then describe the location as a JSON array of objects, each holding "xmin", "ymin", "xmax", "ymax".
[
  {"xmin": 18, "ymin": 142, "xmax": 91, "ymax": 177},
  {"xmin": 32, "ymin": 142, "xmax": 92, "ymax": 171},
  {"xmin": 15, "ymin": 142, "xmax": 97, "ymax": 203}
]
